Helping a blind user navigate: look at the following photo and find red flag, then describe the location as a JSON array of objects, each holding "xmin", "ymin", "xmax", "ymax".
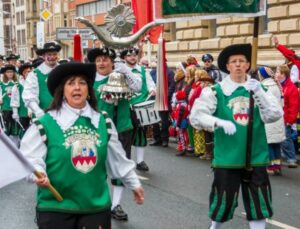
[
  {"xmin": 132, "ymin": 0, "xmax": 162, "ymax": 44},
  {"xmin": 73, "ymin": 33, "xmax": 83, "ymax": 62},
  {"xmin": 154, "ymin": 35, "xmax": 168, "ymax": 111}
]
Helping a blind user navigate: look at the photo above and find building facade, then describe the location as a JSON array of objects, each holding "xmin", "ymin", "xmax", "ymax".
[
  {"xmin": 14, "ymin": 0, "xmax": 27, "ymax": 60},
  {"xmin": 4, "ymin": 0, "xmax": 300, "ymax": 65},
  {"xmin": 158, "ymin": 0, "xmax": 300, "ymax": 67}
]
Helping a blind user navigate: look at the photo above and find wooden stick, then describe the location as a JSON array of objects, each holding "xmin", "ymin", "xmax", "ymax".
[{"xmin": 34, "ymin": 171, "xmax": 63, "ymax": 202}]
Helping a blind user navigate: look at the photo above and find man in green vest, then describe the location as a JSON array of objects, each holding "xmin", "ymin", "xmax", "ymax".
[
  {"xmin": 190, "ymin": 44, "xmax": 283, "ymax": 229},
  {"xmin": 121, "ymin": 47, "xmax": 156, "ymax": 172},
  {"xmin": 87, "ymin": 47, "xmax": 142, "ymax": 221},
  {"xmin": 22, "ymin": 42, "xmax": 61, "ymax": 118}
]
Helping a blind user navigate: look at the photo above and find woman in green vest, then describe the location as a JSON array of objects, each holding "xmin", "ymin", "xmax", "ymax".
[
  {"xmin": 0, "ymin": 64, "xmax": 19, "ymax": 143},
  {"xmin": 11, "ymin": 63, "xmax": 33, "ymax": 138},
  {"xmin": 20, "ymin": 63, "xmax": 144, "ymax": 229}
]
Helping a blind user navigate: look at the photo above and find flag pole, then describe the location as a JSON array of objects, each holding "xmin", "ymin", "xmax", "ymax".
[
  {"xmin": 0, "ymin": 130, "xmax": 63, "ymax": 201},
  {"xmin": 243, "ymin": 16, "xmax": 260, "ymax": 182}
]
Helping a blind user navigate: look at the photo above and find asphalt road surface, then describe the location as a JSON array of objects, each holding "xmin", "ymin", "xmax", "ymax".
[{"xmin": 1, "ymin": 140, "xmax": 299, "ymax": 229}]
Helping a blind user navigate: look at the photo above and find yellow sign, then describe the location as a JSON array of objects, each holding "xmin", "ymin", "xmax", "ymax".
[{"xmin": 40, "ymin": 9, "xmax": 52, "ymax": 21}]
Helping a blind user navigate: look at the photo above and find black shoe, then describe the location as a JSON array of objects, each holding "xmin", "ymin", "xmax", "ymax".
[
  {"xmin": 162, "ymin": 141, "xmax": 168, "ymax": 147},
  {"xmin": 150, "ymin": 141, "xmax": 162, "ymax": 146},
  {"xmin": 176, "ymin": 151, "xmax": 186, "ymax": 156},
  {"xmin": 136, "ymin": 161, "xmax": 149, "ymax": 171},
  {"xmin": 111, "ymin": 205, "xmax": 128, "ymax": 221}
]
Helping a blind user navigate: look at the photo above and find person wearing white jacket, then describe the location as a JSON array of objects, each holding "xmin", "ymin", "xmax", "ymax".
[{"xmin": 258, "ymin": 66, "xmax": 286, "ymax": 175}]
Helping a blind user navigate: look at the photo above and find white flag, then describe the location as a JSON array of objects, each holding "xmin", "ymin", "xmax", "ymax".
[{"xmin": 0, "ymin": 130, "xmax": 32, "ymax": 188}]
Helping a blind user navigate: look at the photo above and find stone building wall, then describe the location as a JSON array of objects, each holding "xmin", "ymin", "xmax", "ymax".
[{"xmin": 156, "ymin": 0, "xmax": 300, "ymax": 68}]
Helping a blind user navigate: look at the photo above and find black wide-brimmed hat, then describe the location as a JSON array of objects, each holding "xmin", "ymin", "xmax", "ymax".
[
  {"xmin": 87, "ymin": 47, "xmax": 116, "ymax": 62},
  {"xmin": 120, "ymin": 47, "xmax": 139, "ymax": 59},
  {"xmin": 36, "ymin": 42, "xmax": 62, "ymax": 56},
  {"xmin": 32, "ymin": 57, "xmax": 44, "ymax": 68},
  {"xmin": 218, "ymin": 44, "xmax": 252, "ymax": 74},
  {"xmin": 18, "ymin": 63, "xmax": 32, "ymax": 75},
  {"xmin": 0, "ymin": 64, "xmax": 16, "ymax": 74},
  {"xmin": 47, "ymin": 63, "xmax": 96, "ymax": 96},
  {"xmin": 6, "ymin": 54, "xmax": 20, "ymax": 61}
]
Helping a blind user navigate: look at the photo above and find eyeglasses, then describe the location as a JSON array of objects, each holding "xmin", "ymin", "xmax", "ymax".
[
  {"xmin": 203, "ymin": 60, "xmax": 212, "ymax": 63},
  {"xmin": 228, "ymin": 59, "xmax": 247, "ymax": 64}
]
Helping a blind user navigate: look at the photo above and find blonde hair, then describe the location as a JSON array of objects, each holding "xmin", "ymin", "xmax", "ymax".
[
  {"xmin": 185, "ymin": 65, "xmax": 197, "ymax": 84},
  {"xmin": 195, "ymin": 69, "xmax": 209, "ymax": 81},
  {"xmin": 277, "ymin": 64, "xmax": 290, "ymax": 77}
]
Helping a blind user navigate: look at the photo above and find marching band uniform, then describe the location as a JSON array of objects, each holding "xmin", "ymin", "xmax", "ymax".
[
  {"xmin": 129, "ymin": 63, "xmax": 156, "ymax": 171},
  {"xmin": 87, "ymin": 47, "xmax": 142, "ymax": 221},
  {"xmin": 22, "ymin": 42, "xmax": 61, "ymax": 118},
  {"xmin": 10, "ymin": 79, "xmax": 31, "ymax": 138},
  {"xmin": 190, "ymin": 44, "xmax": 283, "ymax": 229},
  {"xmin": 0, "ymin": 65, "xmax": 19, "ymax": 144},
  {"xmin": 20, "ymin": 63, "xmax": 143, "ymax": 229}
]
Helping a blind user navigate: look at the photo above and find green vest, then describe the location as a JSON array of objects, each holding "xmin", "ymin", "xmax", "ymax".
[
  {"xmin": 130, "ymin": 67, "xmax": 148, "ymax": 105},
  {"xmin": 16, "ymin": 83, "xmax": 28, "ymax": 117},
  {"xmin": 212, "ymin": 84, "xmax": 269, "ymax": 168},
  {"xmin": 35, "ymin": 68, "xmax": 53, "ymax": 110},
  {"xmin": 0, "ymin": 81, "xmax": 15, "ymax": 111},
  {"xmin": 35, "ymin": 113, "xmax": 111, "ymax": 213},
  {"xmin": 93, "ymin": 77, "xmax": 133, "ymax": 133}
]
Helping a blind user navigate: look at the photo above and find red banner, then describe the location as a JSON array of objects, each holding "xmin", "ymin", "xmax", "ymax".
[{"xmin": 132, "ymin": 0, "xmax": 162, "ymax": 44}]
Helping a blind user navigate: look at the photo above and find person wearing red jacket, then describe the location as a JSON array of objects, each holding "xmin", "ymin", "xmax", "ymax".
[
  {"xmin": 174, "ymin": 91, "xmax": 190, "ymax": 156},
  {"xmin": 275, "ymin": 64, "xmax": 299, "ymax": 168},
  {"xmin": 273, "ymin": 36, "xmax": 300, "ymax": 154},
  {"xmin": 273, "ymin": 36, "xmax": 300, "ymax": 83}
]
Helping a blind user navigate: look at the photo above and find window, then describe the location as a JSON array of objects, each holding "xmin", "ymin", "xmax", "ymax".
[
  {"xmin": 209, "ymin": 20, "xmax": 217, "ymax": 38},
  {"xmin": 17, "ymin": 30, "xmax": 21, "ymax": 45},
  {"xmin": 260, "ymin": 5, "xmax": 269, "ymax": 34},
  {"xmin": 21, "ymin": 11, "xmax": 25, "ymax": 23},
  {"xmin": 16, "ymin": 12, "xmax": 20, "ymax": 25},
  {"xmin": 33, "ymin": 0, "xmax": 37, "ymax": 12},
  {"xmin": 16, "ymin": 0, "xmax": 20, "ymax": 7},
  {"xmin": 76, "ymin": 0, "xmax": 115, "ymax": 17},
  {"xmin": 64, "ymin": 15, "xmax": 67, "ymax": 27},
  {"xmin": 33, "ymin": 22, "xmax": 37, "ymax": 36},
  {"xmin": 21, "ymin": 30, "xmax": 26, "ymax": 44},
  {"xmin": 27, "ymin": 22, "xmax": 31, "ymax": 37}
]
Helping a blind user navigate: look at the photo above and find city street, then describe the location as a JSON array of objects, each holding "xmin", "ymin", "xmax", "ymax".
[{"xmin": 0, "ymin": 140, "xmax": 300, "ymax": 229}]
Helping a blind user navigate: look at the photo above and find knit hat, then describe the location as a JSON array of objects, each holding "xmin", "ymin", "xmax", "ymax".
[
  {"xmin": 176, "ymin": 91, "xmax": 186, "ymax": 100},
  {"xmin": 258, "ymin": 66, "xmax": 274, "ymax": 79}
]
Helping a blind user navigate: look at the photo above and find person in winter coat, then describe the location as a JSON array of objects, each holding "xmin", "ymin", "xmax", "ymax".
[
  {"xmin": 174, "ymin": 90, "xmax": 190, "ymax": 156},
  {"xmin": 202, "ymin": 54, "xmax": 223, "ymax": 83},
  {"xmin": 258, "ymin": 66, "xmax": 286, "ymax": 175},
  {"xmin": 275, "ymin": 64, "xmax": 299, "ymax": 168}
]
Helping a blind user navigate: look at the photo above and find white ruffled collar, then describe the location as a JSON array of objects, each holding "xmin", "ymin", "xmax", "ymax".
[
  {"xmin": 95, "ymin": 72, "xmax": 108, "ymax": 81},
  {"xmin": 38, "ymin": 62, "xmax": 58, "ymax": 75},
  {"xmin": 48, "ymin": 101, "xmax": 100, "ymax": 131},
  {"xmin": 219, "ymin": 75, "xmax": 250, "ymax": 96}
]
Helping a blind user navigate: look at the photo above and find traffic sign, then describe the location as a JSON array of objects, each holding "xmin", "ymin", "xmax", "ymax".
[
  {"xmin": 40, "ymin": 9, "xmax": 52, "ymax": 21},
  {"xmin": 56, "ymin": 27, "xmax": 94, "ymax": 40}
]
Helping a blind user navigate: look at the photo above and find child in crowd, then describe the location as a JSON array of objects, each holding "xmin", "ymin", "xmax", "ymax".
[
  {"xmin": 258, "ymin": 66, "xmax": 286, "ymax": 175},
  {"xmin": 174, "ymin": 91, "xmax": 190, "ymax": 156}
]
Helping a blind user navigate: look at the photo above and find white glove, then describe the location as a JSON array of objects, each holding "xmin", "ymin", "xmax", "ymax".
[
  {"xmin": 244, "ymin": 78, "xmax": 262, "ymax": 93},
  {"xmin": 35, "ymin": 110, "xmax": 45, "ymax": 118},
  {"xmin": 12, "ymin": 113, "xmax": 19, "ymax": 122},
  {"xmin": 114, "ymin": 62, "xmax": 131, "ymax": 76},
  {"xmin": 215, "ymin": 119, "xmax": 236, "ymax": 135}
]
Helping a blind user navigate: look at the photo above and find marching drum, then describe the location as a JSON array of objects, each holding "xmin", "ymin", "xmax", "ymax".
[{"xmin": 132, "ymin": 100, "xmax": 161, "ymax": 126}]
